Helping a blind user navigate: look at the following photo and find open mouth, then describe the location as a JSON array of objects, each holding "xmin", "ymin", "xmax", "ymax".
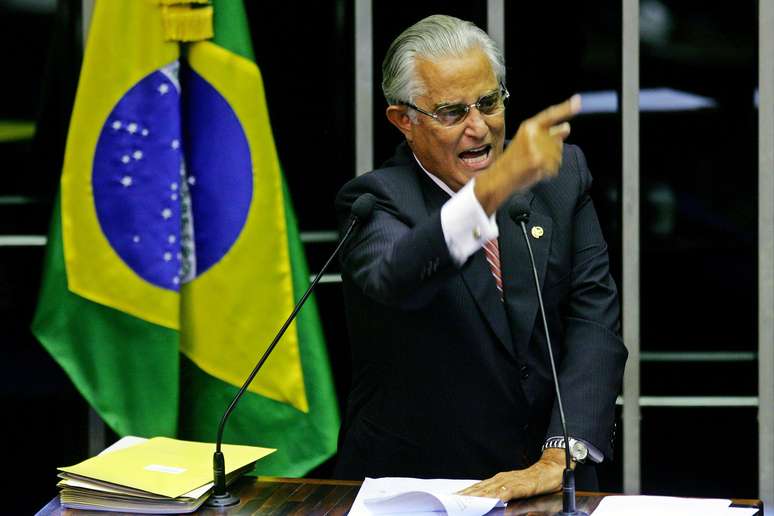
[{"xmin": 458, "ymin": 144, "xmax": 492, "ymax": 166}]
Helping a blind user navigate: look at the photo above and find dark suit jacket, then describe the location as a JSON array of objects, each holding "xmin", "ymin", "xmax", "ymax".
[{"xmin": 334, "ymin": 142, "xmax": 627, "ymax": 482}]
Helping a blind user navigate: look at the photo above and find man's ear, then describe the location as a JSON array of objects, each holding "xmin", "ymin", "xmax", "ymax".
[{"xmin": 386, "ymin": 105, "xmax": 415, "ymax": 141}]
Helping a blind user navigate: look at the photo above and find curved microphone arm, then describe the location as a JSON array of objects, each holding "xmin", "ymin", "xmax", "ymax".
[{"xmin": 207, "ymin": 193, "xmax": 375, "ymax": 507}]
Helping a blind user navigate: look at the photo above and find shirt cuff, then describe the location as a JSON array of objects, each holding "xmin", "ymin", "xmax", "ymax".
[{"xmin": 440, "ymin": 178, "xmax": 499, "ymax": 266}]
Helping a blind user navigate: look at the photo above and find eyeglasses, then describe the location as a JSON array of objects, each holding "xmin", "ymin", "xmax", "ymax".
[{"xmin": 404, "ymin": 86, "xmax": 510, "ymax": 127}]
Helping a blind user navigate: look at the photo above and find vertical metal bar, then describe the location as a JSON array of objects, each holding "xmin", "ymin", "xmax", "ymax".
[
  {"xmin": 622, "ymin": 0, "xmax": 641, "ymax": 495},
  {"xmin": 81, "ymin": 0, "xmax": 94, "ymax": 49},
  {"xmin": 88, "ymin": 407, "xmax": 106, "ymax": 456},
  {"xmin": 355, "ymin": 0, "xmax": 373, "ymax": 176},
  {"xmin": 759, "ymin": 1, "xmax": 774, "ymax": 513},
  {"xmin": 487, "ymin": 0, "xmax": 505, "ymax": 57}
]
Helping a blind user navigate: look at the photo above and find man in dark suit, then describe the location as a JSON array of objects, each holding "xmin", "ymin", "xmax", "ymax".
[{"xmin": 334, "ymin": 15, "xmax": 627, "ymax": 501}]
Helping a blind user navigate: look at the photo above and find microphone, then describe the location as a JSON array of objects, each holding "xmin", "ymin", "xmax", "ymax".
[
  {"xmin": 508, "ymin": 198, "xmax": 587, "ymax": 516},
  {"xmin": 508, "ymin": 197, "xmax": 530, "ymax": 224},
  {"xmin": 206, "ymin": 193, "xmax": 376, "ymax": 508},
  {"xmin": 351, "ymin": 192, "xmax": 376, "ymax": 221}
]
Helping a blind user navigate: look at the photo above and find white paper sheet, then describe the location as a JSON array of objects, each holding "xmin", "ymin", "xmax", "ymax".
[
  {"xmin": 349, "ymin": 477, "xmax": 505, "ymax": 516},
  {"xmin": 592, "ymin": 495, "xmax": 759, "ymax": 516}
]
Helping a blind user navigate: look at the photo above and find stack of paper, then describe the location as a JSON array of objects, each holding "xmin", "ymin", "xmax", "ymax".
[{"xmin": 56, "ymin": 436, "xmax": 275, "ymax": 513}]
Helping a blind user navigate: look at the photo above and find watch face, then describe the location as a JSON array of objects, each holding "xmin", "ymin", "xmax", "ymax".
[{"xmin": 571, "ymin": 441, "xmax": 589, "ymax": 461}]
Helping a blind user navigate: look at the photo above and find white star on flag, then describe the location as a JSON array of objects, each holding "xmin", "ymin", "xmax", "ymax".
[
  {"xmin": 161, "ymin": 208, "xmax": 172, "ymax": 220},
  {"xmin": 158, "ymin": 83, "xmax": 170, "ymax": 95},
  {"xmin": 120, "ymin": 176, "xmax": 133, "ymax": 187}
]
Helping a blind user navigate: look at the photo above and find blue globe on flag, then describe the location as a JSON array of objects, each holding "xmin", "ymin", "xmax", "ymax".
[{"xmin": 92, "ymin": 62, "xmax": 253, "ymax": 291}]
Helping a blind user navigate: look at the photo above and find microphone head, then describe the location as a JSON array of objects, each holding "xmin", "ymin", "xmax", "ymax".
[
  {"xmin": 351, "ymin": 193, "xmax": 376, "ymax": 221},
  {"xmin": 508, "ymin": 196, "xmax": 531, "ymax": 224}
]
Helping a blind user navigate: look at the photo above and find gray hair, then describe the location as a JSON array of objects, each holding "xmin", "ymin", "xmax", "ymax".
[{"xmin": 381, "ymin": 15, "xmax": 506, "ymax": 106}]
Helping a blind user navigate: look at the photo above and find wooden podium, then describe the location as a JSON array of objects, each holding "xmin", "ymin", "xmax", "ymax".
[{"xmin": 38, "ymin": 476, "xmax": 763, "ymax": 515}]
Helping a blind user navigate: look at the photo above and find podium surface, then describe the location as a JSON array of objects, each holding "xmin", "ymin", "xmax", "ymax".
[{"xmin": 38, "ymin": 476, "xmax": 763, "ymax": 515}]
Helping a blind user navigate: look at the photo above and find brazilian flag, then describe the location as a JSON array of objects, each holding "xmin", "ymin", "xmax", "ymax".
[{"xmin": 32, "ymin": 0, "xmax": 339, "ymax": 475}]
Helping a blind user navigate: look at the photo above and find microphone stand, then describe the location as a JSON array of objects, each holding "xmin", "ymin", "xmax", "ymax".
[
  {"xmin": 206, "ymin": 202, "xmax": 371, "ymax": 508},
  {"xmin": 512, "ymin": 207, "xmax": 588, "ymax": 516}
]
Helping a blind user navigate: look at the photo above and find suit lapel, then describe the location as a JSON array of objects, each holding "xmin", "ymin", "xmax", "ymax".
[
  {"xmin": 498, "ymin": 191, "xmax": 553, "ymax": 356},
  {"xmin": 414, "ymin": 167, "xmax": 513, "ymax": 356}
]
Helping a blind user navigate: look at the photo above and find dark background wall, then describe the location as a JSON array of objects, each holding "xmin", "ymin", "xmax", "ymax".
[{"xmin": 0, "ymin": 1, "xmax": 761, "ymax": 513}]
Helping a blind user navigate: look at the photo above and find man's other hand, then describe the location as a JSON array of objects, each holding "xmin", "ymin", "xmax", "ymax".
[{"xmin": 457, "ymin": 447, "xmax": 568, "ymax": 502}]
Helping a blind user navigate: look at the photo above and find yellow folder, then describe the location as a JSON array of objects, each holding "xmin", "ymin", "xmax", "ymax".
[{"xmin": 59, "ymin": 437, "xmax": 274, "ymax": 499}]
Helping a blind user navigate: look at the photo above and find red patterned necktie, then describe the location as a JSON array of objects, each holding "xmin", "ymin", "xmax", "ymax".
[{"xmin": 483, "ymin": 239, "xmax": 503, "ymax": 300}]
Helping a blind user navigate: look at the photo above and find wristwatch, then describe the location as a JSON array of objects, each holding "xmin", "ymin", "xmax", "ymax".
[{"xmin": 542, "ymin": 436, "xmax": 589, "ymax": 463}]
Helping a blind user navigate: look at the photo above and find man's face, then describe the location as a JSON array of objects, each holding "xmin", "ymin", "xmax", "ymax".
[{"xmin": 394, "ymin": 47, "xmax": 505, "ymax": 192}]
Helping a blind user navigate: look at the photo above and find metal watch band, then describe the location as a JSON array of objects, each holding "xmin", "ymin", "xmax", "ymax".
[{"xmin": 541, "ymin": 436, "xmax": 589, "ymax": 463}]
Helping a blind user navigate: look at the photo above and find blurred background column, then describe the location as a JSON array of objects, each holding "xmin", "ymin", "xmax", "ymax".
[
  {"xmin": 622, "ymin": 0, "xmax": 641, "ymax": 495},
  {"xmin": 487, "ymin": 0, "xmax": 504, "ymax": 56},
  {"xmin": 759, "ymin": 1, "xmax": 774, "ymax": 514},
  {"xmin": 355, "ymin": 0, "xmax": 372, "ymax": 176}
]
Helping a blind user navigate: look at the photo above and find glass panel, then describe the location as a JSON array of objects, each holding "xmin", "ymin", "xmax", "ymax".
[
  {"xmin": 640, "ymin": 1, "xmax": 758, "ymax": 381},
  {"xmin": 248, "ymin": 0, "xmax": 354, "ymax": 231},
  {"xmin": 641, "ymin": 407, "xmax": 758, "ymax": 499},
  {"xmin": 639, "ymin": 0, "xmax": 758, "ymax": 496},
  {"xmin": 0, "ymin": 0, "xmax": 75, "ymax": 230}
]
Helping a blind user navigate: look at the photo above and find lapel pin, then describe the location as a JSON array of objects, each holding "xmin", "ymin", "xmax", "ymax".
[{"xmin": 531, "ymin": 226, "xmax": 544, "ymax": 239}]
